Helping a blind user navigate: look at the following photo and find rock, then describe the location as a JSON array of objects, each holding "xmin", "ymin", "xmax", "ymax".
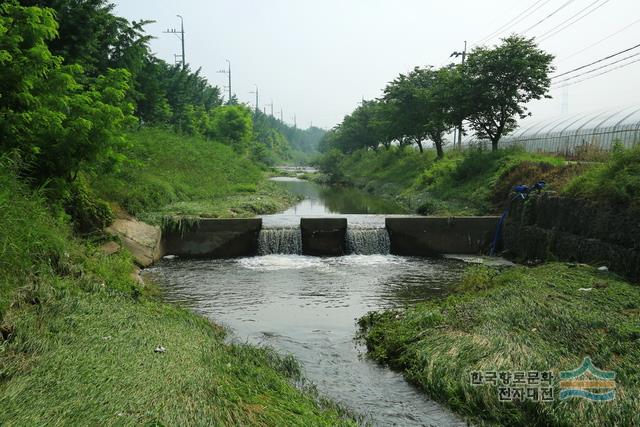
[
  {"xmin": 106, "ymin": 218, "xmax": 162, "ymax": 267},
  {"xmin": 130, "ymin": 267, "xmax": 145, "ymax": 286},
  {"xmin": 99, "ymin": 241, "xmax": 121, "ymax": 256}
]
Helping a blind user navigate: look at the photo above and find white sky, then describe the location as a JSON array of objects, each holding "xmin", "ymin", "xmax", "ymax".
[{"xmin": 113, "ymin": 0, "xmax": 640, "ymax": 129}]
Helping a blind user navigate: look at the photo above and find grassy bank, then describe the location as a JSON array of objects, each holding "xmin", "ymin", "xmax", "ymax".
[
  {"xmin": 358, "ymin": 263, "xmax": 640, "ymax": 426},
  {"xmin": 321, "ymin": 147, "xmax": 586, "ymax": 215},
  {"xmin": 93, "ymin": 128, "xmax": 298, "ymax": 224},
  {"xmin": 0, "ymin": 163, "xmax": 355, "ymax": 425}
]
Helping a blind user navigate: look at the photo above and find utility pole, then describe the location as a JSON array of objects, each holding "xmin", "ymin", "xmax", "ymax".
[
  {"xmin": 265, "ymin": 99, "xmax": 274, "ymax": 116},
  {"xmin": 293, "ymin": 114, "xmax": 297, "ymax": 128},
  {"xmin": 217, "ymin": 60, "xmax": 232, "ymax": 103},
  {"xmin": 249, "ymin": 85, "xmax": 259, "ymax": 113},
  {"xmin": 164, "ymin": 15, "xmax": 185, "ymax": 68},
  {"xmin": 450, "ymin": 40, "xmax": 467, "ymax": 149},
  {"xmin": 280, "ymin": 108, "xmax": 283, "ymax": 122}
]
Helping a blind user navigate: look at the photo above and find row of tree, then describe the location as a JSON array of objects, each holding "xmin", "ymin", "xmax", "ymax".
[
  {"xmin": 320, "ymin": 36, "xmax": 554, "ymax": 157},
  {"xmin": 1, "ymin": 0, "xmax": 324, "ymax": 187}
]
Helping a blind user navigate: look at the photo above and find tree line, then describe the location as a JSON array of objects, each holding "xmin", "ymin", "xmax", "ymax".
[
  {"xmin": 0, "ymin": 0, "xmax": 322, "ymax": 189},
  {"xmin": 320, "ymin": 36, "xmax": 554, "ymax": 158}
]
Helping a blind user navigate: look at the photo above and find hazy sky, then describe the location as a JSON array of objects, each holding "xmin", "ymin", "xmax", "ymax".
[{"xmin": 113, "ymin": 0, "xmax": 640, "ymax": 129}]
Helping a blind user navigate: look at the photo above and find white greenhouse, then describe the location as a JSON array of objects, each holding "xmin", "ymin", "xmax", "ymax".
[{"xmin": 464, "ymin": 105, "xmax": 640, "ymax": 154}]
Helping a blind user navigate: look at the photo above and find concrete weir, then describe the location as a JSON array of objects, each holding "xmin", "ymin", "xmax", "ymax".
[
  {"xmin": 162, "ymin": 218, "xmax": 262, "ymax": 258},
  {"xmin": 159, "ymin": 216, "xmax": 499, "ymax": 259},
  {"xmin": 386, "ymin": 217, "xmax": 499, "ymax": 256},
  {"xmin": 300, "ymin": 218, "xmax": 348, "ymax": 256}
]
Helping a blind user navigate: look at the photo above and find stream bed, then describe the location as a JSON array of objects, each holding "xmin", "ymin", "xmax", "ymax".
[{"xmin": 145, "ymin": 177, "xmax": 470, "ymax": 426}]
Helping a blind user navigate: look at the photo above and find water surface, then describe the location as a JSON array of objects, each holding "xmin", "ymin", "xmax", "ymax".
[{"xmin": 146, "ymin": 255, "xmax": 468, "ymax": 426}]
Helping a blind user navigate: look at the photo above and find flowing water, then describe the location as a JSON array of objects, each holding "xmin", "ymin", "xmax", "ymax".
[{"xmin": 147, "ymin": 177, "xmax": 471, "ymax": 426}]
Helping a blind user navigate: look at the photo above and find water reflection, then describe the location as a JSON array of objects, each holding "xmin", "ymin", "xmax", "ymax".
[
  {"xmin": 146, "ymin": 255, "xmax": 468, "ymax": 426},
  {"xmin": 272, "ymin": 178, "xmax": 408, "ymax": 216}
]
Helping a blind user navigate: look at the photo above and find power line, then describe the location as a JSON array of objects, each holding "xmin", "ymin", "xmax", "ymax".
[
  {"xmin": 552, "ymin": 51, "xmax": 640, "ymax": 85},
  {"xmin": 521, "ymin": 0, "xmax": 577, "ymax": 34},
  {"xmin": 536, "ymin": 0, "xmax": 607, "ymax": 40},
  {"xmin": 552, "ymin": 42, "xmax": 640, "ymax": 79},
  {"xmin": 559, "ymin": 17, "xmax": 640, "ymax": 62},
  {"xmin": 472, "ymin": 0, "xmax": 550, "ymax": 46},
  {"xmin": 552, "ymin": 57, "xmax": 640, "ymax": 88},
  {"xmin": 537, "ymin": 0, "xmax": 612, "ymax": 42}
]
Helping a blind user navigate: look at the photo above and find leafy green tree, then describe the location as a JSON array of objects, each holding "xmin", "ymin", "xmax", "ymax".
[
  {"xmin": 462, "ymin": 35, "xmax": 554, "ymax": 151},
  {"xmin": 383, "ymin": 69, "xmax": 431, "ymax": 153},
  {"xmin": 0, "ymin": 2, "xmax": 135, "ymax": 183},
  {"xmin": 208, "ymin": 105, "xmax": 253, "ymax": 151},
  {"xmin": 19, "ymin": 0, "xmax": 152, "ymax": 77}
]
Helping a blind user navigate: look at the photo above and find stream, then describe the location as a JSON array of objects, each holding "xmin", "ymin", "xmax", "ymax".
[{"xmin": 144, "ymin": 177, "xmax": 469, "ymax": 426}]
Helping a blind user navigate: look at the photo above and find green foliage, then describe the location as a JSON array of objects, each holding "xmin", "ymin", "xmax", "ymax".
[
  {"xmin": 320, "ymin": 146, "xmax": 570, "ymax": 215},
  {"xmin": 208, "ymin": 105, "xmax": 253, "ymax": 149},
  {"xmin": 0, "ymin": 2, "xmax": 136, "ymax": 183},
  {"xmin": 0, "ymin": 163, "xmax": 356, "ymax": 425},
  {"xmin": 463, "ymin": 35, "xmax": 555, "ymax": 150},
  {"xmin": 383, "ymin": 66, "xmax": 461, "ymax": 156},
  {"xmin": 93, "ymin": 127, "xmax": 261, "ymax": 212},
  {"xmin": 564, "ymin": 144, "xmax": 640, "ymax": 209},
  {"xmin": 60, "ymin": 176, "xmax": 114, "ymax": 234},
  {"xmin": 322, "ymin": 36, "xmax": 553, "ymax": 156},
  {"xmin": 358, "ymin": 263, "xmax": 640, "ymax": 426}
]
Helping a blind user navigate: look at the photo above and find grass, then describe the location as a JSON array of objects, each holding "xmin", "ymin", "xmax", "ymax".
[
  {"xmin": 93, "ymin": 127, "xmax": 296, "ymax": 222},
  {"xmin": 137, "ymin": 181, "xmax": 300, "ymax": 225},
  {"xmin": 564, "ymin": 144, "xmax": 640, "ymax": 210},
  {"xmin": 321, "ymin": 146, "xmax": 585, "ymax": 215},
  {"xmin": 0, "ymin": 162, "xmax": 356, "ymax": 425},
  {"xmin": 358, "ymin": 263, "xmax": 640, "ymax": 426}
]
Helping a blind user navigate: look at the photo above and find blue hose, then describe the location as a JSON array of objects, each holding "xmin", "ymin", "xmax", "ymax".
[{"xmin": 490, "ymin": 181, "xmax": 545, "ymax": 256}]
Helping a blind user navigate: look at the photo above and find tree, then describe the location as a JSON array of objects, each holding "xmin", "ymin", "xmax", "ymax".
[
  {"xmin": 462, "ymin": 35, "xmax": 554, "ymax": 151},
  {"xmin": 383, "ymin": 70, "xmax": 430, "ymax": 152},
  {"xmin": 0, "ymin": 2, "xmax": 135, "ymax": 183}
]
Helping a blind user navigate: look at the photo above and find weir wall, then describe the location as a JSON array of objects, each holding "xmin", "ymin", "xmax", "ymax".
[{"xmin": 158, "ymin": 216, "xmax": 499, "ymax": 259}]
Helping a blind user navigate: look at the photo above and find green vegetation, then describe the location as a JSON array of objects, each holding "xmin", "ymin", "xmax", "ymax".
[
  {"xmin": 0, "ymin": 162, "xmax": 355, "ymax": 426},
  {"xmin": 323, "ymin": 146, "xmax": 579, "ymax": 215},
  {"xmin": 0, "ymin": 3, "xmax": 348, "ymax": 425},
  {"xmin": 564, "ymin": 144, "xmax": 640, "ymax": 210},
  {"xmin": 358, "ymin": 263, "xmax": 640, "ymax": 426},
  {"xmin": 93, "ymin": 128, "xmax": 298, "ymax": 223},
  {"xmin": 320, "ymin": 36, "xmax": 553, "ymax": 156}
]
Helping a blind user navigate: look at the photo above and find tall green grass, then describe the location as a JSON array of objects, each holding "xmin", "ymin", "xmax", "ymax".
[
  {"xmin": 0, "ymin": 164, "xmax": 356, "ymax": 425},
  {"xmin": 359, "ymin": 263, "xmax": 640, "ymax": 426},
  {"xmin": 94, "ymin": 128, "xmax": 266, "ymax": 217},
  {"xmin": 564, "ymin": 144, "xmax": 640, "ymax": 209},
  {"xmin": 321, "ymin": 146, "xmax": 572, "ymax": 215}
]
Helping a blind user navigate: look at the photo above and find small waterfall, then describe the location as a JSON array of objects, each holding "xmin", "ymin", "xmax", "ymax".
[
  {"xmin": 346, "ymin": 227, "xmax": 391, "ymax": 255},
  {"xmin": 258, "ymin": 227, "xmax": 302, "ymax": 255}
]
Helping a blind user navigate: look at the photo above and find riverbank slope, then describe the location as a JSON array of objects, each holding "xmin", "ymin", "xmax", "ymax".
[
  {"xmin": 358, "ymin": 263, "xmax": 640, "ymax": 426},
  {"xmin": 0, "ymin": 140, "xmax": 354, "ymax": 425},
  {"xmin": 319, "ymin": 147, "xmax": 584, "ymax": 215}
]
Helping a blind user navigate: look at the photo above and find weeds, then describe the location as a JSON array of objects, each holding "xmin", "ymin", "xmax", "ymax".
[{"xmin": 358, "ymin": 263, "xmax": 640, "ymax": 426}]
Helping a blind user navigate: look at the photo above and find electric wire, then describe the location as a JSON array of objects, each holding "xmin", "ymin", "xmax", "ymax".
[
  {"xmin": 559, "ymin": 17, "xmax": 640, "ymax": 62},
  {"xmin": 552, "ymin": 42, "xmax": 640, "ymax": 78},
  {"xmin": 472, "ymin": 0, "xmax": 552, "ymax": 46},
  {"xmin": 551, "ymin": 51, "xmax": 640, "ymax": 85},
  {"xmin": 538, "ymin": 0, "xmax": 611, "ymax": 41},
  {"xmin": 521, "ymin": 0, "xmax": 577, "ymax": 34},
  {"xmin": 552, "ymin": 57, "xmax": 640, "ymax": 88}
]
